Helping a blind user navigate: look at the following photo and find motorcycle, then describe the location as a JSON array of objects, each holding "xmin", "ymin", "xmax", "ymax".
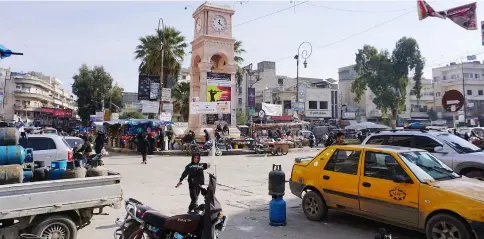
[
  {"xmin": 114, "ymin": 173, "xmax": 227, "ymax": 239},
  {"xmin": 72, "ymin": 144, "xmax": 104, "ymax": 167},
  {"xmin": 374, "ymin": 228, "xmax": 397, "ymax": 239}
]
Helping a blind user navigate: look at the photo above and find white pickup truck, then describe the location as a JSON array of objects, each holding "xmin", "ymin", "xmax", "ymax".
[{"xmin": 0, "ymin": 175, "xmax": 123, "ymax": 239}]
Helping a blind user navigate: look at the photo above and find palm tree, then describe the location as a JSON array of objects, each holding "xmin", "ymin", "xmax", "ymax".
[
  {"xmin": 234, "ymin": 39, "xmax": 246, "ymax": 64},
  {"xmin": 172, "ymin": 82, "xmax": 190, "ymax": 121},
  {"xmin": 134, "ymin": 27, "xmax": 188, "ymax": 86}
]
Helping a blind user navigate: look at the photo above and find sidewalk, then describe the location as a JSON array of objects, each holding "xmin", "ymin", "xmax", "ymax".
[{"xmin": 108, "ymin": 146, "xmax": 322, "ymax": 156}]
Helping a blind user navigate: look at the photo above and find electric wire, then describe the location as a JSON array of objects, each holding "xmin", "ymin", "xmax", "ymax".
[
  {"xmin": 306, "ymin": 3, "xmax": 412, "ymax": 13},
  {"xmin": 233, "ymin": 1, "xmax": 310, "ymax": 27}
]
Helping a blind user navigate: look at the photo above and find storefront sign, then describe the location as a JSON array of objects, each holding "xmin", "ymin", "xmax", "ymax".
[
  {"xmin": 41, "ymin": 107, "xmax": 55, "ymax": 114},
  {"xmin": 305, "ymin": 110, "xmax": 331, "ymax": 117}
]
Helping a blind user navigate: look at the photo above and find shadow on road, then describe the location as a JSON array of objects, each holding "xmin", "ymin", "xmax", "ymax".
[{"xmin": 220, "ymin": 198, "xmax": 425, "ymax": 239}]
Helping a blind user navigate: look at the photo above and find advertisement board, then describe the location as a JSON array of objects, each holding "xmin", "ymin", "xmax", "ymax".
[
  {"xmin": 248, "ymin": 87, "xmax": 255, "ymax": 108},
  {"xmin": 207, "ymin": 85, "xmax": 231, "ymax": 102},
  {"xmin": 207, "ymin": 72, "xmax": 231, "ymax": 86},
  {"xmin": 138, "ymin": 74, "xmax": 160, "ymax": 101}
]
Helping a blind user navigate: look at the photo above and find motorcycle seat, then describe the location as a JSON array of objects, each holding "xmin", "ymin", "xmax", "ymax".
[
  {"xmin": 142, "ymin": 210, "xmax": 169, "ymax": 228},
  {"xmin": 135, "ymin": 204, "xmax": 153, "ymax": 218}
]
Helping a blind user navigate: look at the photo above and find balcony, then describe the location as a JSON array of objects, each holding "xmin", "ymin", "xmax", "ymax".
[
  {"xmin": 409, "ymin": 95, "xmax": 434, "ymax": 102},
  {"xmin": 14, "ymin": 91, "xmax": 53, "ymax": 102},
  {"xmin": 14, "ymin": 78, "xmax": 54, "ymax": 91}
]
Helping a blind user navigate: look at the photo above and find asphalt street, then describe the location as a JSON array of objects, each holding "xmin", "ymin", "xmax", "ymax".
[{"xmin": 78, "ymin": 151, "xmax": 425, "ymax": 239}]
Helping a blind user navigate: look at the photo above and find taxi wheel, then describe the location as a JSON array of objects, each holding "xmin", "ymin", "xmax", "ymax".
[
  {"xmin": 302, "ymin": 191, "xmax": 327, "ymax": 221},
  {"xmin": 426, "ymin": 213, "xmax": 472, "ymax": 239}
]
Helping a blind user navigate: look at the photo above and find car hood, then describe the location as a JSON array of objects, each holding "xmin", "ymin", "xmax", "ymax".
[{"xmin": 429, "ymin": 177, "xmax": 484, "ymax": 202}]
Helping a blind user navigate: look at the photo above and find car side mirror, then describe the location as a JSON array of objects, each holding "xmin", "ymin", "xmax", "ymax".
[
  {"xmin": 392, "ymin": 175, "xmax": 412, "ymax": 184},
  {"xmin": 434, "ymin": 146, "xmax": 448, "ymax": 154}
]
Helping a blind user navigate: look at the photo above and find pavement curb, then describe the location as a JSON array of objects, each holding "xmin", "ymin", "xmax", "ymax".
[{"xmin": 108, "ymin": 147, "xmax": 323, "ymax": 156}]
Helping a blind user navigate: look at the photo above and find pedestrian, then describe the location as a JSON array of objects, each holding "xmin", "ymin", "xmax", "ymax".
[
  {"xmin": 175, "ymin": 153, "xmax": 206, "ymax": 213},
  {"xmin": 147, "ymin": 133, "xmax": 155, "ymax": 155},
  {"xmin": 94, "ymin": 132, "xmax": 104, "ymax": 155},
  {"xmin": 309, "ymin": 133, "xmax": 315, "ymax": 148},
  {"xmin": 333, "ymin": 131, "xmax": 346, "ymax": 145},
  {"xmin": 137, "ymin": 133, "xmax": 149, "ymax": 164}
]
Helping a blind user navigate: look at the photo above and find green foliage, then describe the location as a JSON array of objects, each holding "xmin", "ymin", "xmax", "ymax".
[
  {"xmin": 72, "ymin": 64, "xmax": 120, "ymax": 122},
  {"xmin": 234, "ymin": 39, "xmax": 246, "ymax": 65},
  {"xmin": 134, "ymin": 27, "xmax": 187, "ymax": 86},
  {"xmin": 351, "ymin": 37, "xmax": 425, "ymax": 128},
  {"xmin": 427, "ymin": 108, "xmax": 438, "ymax": 121},
  {"xmin": 119, "ymin": 111, "xmax": 145, "ymax": 119},
  {"xmin": 236, "ymin": 67, "xmax": 244, "ymax": 93},
  {"xmin": 236, "ymin": 108, "xmax": 247, "ymax": 125},
  {"xmin": 172, "ymin": 82, "xmax": 190, "ymax": 121}
]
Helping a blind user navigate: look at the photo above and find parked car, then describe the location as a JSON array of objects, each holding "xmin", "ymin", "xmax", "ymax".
[
  {"xmin": 361, "ymin": 129, "xmax": 484, "ymax": 180},
  {"xmin": 289, "ymin": 144, "xmax": 484, "ymax": 239},
  {"xmin": 64, "ymin": 136, "xmax": 84, "ymax": 149},
  {"xmin": 19, "ymin": 134, "xmax": 73, "ymax": 165}
]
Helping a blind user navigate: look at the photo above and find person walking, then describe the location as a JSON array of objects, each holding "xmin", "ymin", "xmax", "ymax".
[
  {"xmin": 137, "ymin": 133, "xmax": 150, "ymax": 164},
  {"xmin": 175, "ymin": 153, "xmax": 206, "ymax": 212},
  {"xmin": 94, "ymin": 132, "xmax": 104, "ymax": 155}
]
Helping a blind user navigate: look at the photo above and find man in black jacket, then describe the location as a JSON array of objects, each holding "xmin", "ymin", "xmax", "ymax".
[
  {"xmin": 137, "ymin": 133, "xmax": 150, "ymax": 164},
  {"xmin": 176, "ymin": 153, "xmax": 206, "ymax": 212}
]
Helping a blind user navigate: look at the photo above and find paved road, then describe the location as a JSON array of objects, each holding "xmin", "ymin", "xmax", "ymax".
[{"xmin": 78, "ymin": 152, "xmax": 425, "ymax": 239}]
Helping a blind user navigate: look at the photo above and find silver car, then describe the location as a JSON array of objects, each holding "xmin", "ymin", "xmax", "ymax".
[
  {"xmin": 19, "ymin": 134, "xmax": 73, "ymax": 166},
  {"xmin": 362, "ymin": 130, "xmax": 484, "ymax": 180}
]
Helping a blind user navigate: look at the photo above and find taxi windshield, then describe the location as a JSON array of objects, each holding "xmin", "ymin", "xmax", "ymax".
[{"xmin": 399, "ymin": 151, "xmax": 461, "ymax": 182}]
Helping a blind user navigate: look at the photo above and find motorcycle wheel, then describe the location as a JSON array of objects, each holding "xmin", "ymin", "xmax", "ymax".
[{"xmin": 122, "ymin": 222, "xmax": 152, "ymax": 239}]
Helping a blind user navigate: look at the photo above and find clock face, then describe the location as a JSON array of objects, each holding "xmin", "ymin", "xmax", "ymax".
[
  {"xmin": 212, "ymin": 15, "xmax": 227, "ymax": 32},
  {"xmin": 196, "ymin": 18, "xmax": 202, "ymax": 33}
]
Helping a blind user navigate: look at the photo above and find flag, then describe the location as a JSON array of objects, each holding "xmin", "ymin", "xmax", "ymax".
[
  {"xmin": 417, "ymin": 0, "xmax": 445, "ymax": 20},
  {"xmin": 438, "ymin": 2, "xmax": 477, "ymax": 30}
]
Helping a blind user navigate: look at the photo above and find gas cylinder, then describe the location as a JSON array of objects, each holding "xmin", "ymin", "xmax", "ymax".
[
  {"xmin": 86, "ymin": 159, "xmax": 108, "ymax": 177},
  {"xmin": 268, "ymin": 164, "xmax": 285, "ymax": 197},
  {"xmin": 0, "ymin": 128, "xmax": 20, "ymax": 146},
  {"xmin": 62, "ymin": 161, "xmax": 86, "ymax": 179},
  {"xmin": 0, "ymin": 165, "xmax": 24, "ymax": 185},
  {"xmin": 0, "ymin": 146, "xmax": 26, "ymax": 165},
  {"xmin": 269, "ymin": 196, "xmax": 286, "ymax": 226},
  {"xmin": 33, "ymin": 161, "xmax": 49, "ymax": 182},
  {"xmin": 23, "ymin": 168, "xmax": 33, "ymax": 183},
  {"xmin": 48, "ymin": 160, "xmax": 67, "ymax": 180}
]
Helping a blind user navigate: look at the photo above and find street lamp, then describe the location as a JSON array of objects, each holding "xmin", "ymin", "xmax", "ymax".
[
  {"xmin": 184, "ymin": 5, "xmax": 195, "ymax": 13},
  {"xmin": 294, "ymin": 42, "xmax": 312, "ymax": 119},
  {"xmin": 244, "ymin": 64, "xmax": 255, "ymax": 123},
  {"xmin": 157, "ymin": 18, "xmax": 165, "ymax": 119}
]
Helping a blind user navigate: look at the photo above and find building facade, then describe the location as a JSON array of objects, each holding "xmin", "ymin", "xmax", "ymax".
[{"xmin": 0, "ymin": 70, "xmax": 77, "ymax": 126}]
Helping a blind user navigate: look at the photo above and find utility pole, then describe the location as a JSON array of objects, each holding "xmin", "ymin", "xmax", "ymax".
[
  {"xmin": 158, "ymin": 18, "xmax": 165, "ymax": 120},
  {"xmin": 294, "ymin": 42, "xmax": 312, "ymax": 120},
  {"xmin": 244, "ymin": 63, "xmax": 253, "ymax": 123},
  {"xmin": 462, "ymin": 60, "xmax": 467, "ymax": 126}
]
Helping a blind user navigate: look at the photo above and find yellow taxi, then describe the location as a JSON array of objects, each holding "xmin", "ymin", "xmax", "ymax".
[{"xmin": 289, "ymin": 145, "xmax": 484, "ymax": 239}]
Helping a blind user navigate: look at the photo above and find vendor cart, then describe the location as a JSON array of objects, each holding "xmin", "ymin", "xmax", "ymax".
[{"xmin": 255, "ymin": 141, "xmax": 290, "ymax": 156}]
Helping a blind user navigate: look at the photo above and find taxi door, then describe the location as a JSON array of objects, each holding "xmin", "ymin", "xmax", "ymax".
[
  {"xmin": 318, "ymin": 147, "xmax": 362, "ymax": 210},
  {"xmin": 358, "ymin": 150, "xmax": 419, "ymax": 227}
]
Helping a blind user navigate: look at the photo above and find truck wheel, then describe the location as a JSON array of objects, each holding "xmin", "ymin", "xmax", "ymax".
[
  {"xmin": 30, "ymin": 215, "xmax": 77, "ymax": 239},
  {"xmin": 302, "ymin": 191, "xmax": 328, "ymax": 221},
  {"xmin": 425, "ymin": 213, "xmax": 472, "ymax": 239},
  {"xmin": 464, "ymin": 169, "xmax": 484, "ymax": 181}
]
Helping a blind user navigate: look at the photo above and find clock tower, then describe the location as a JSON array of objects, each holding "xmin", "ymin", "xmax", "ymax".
[{"xmin": 188, "ymin": 2, "xmax": 237, "ymax": 135}]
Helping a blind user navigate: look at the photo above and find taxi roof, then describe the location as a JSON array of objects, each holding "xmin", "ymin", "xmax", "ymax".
[{"xmin": 332, "ymin": 144, "xmax": 425, "ymax": 153}]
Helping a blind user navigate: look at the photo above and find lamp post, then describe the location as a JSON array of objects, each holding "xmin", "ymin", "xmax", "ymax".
[
  {"xmin": 184, "ymin": 5, "xmax": 195, "ymax": 13},
  {"xmin": 294, "ymin": 42, "xmax": 312, "ymax": 120},
  {"xmin": 157, "ymin": 18, "xmax": 165, "ymax": 120},
  {"xmin": 244, "ymin": 63, "xmax": 253, "ymax": 123}
]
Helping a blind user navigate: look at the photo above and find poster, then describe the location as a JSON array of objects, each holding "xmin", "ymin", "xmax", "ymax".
[
  {"xmin": 207, "ymin": 72, "xmax": 231, "ymax": 86},
  {"xmin": 248, "ymin": 87, "xmax": 255, "ymax": 108},
  {"xmin": 207, "ymin": 85, "xmax": 231, "ymax": 102},
  {"xmin": 161, "ymin": 88, "xmax": 171, "ymax": 102},
  {"xmin": 138, "ymin": 74, "xmax": 160, "ymax": 101},
  {"xmin": 438, "ymin": 2, "xmax": 477, "ymax": 30},
  {"xmin": 262, "ymin": 103, "xmax": 283, "ymax": 116}
]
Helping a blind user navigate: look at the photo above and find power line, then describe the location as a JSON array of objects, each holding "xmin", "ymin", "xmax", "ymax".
[
  {"xmin": 233, "ymin": 0, "xmax": 310, "ymax": 27},
  {"xmin": 274, "ymin": 9, "xmax": 415, "ymax": 62},
  {"xmin": 306, "ymin": 3, "xmax": 412, "ymax": 13}
]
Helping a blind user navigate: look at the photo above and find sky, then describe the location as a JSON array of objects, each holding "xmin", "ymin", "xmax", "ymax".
[{"xmin": 1, "ymin": 0, "xmax": 484, "ymax": 93}]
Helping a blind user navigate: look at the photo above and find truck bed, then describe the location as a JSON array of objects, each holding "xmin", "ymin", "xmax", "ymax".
[{"xmin": 0, "ymin": 175, "xmax": 123, "ymax": 220}]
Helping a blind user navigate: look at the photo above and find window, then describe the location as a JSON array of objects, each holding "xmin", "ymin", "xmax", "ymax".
[
  {"xmin": 308, "ymin": 101, "xmax": 318, "ymax": 109},
  {"xmin": 414, "ymin": 136, "xmax": 441, "ymax": 152},
  {"xmin": 477, "ymin": 74, "xmax": 481, "ymax": 79},
  {"xmin": 479, "ymin": 90, "xmax": 484, "ymax": 96},
  {"xmin": 319, "ymin": 101, "xmax": 328, "ymax": 110},
  {"xmin": 366, "ymin": 135, "xmax": 388, "ymax": 145},
  {"xmin": 387, "ymin": 136, "xmax": 412, "ymax": 147},
  {"xmin": 464, "ymin": 73, "xmax": 470, "ymax": 78},
  {"xmin": 19, "ymin": 138, "xmax": 56, "ymax": 151},
  {"xmin": 283, "ymin": 100, "xmax": 291, "ymax": 110},
  {"xmin": 443, "ymin": 76, "xmax": 447, "ymax": 80},
  {"xmin": 324, "ymin": 150, "xmax": 361, "ymax": 175},
  {"xmin": 467, "ymin": 90, "xmax": 472, "ymax": 95},
  {"xmin": 182, "ymin": 75, "xmax": 187, "ymax": 80},
  {"xmin": 364, "ymin": 152, "xmax": 408, "ymax": 180}
]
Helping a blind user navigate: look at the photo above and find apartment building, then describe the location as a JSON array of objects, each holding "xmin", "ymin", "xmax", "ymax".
[{"xmin": 7, "ymin": 70, "xmax": 77, "ymax": 126}]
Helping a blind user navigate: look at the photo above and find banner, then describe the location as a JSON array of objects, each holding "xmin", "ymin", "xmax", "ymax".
[
  {"xmin": 161, "ymin": 88, "xmax": 171, "ymax": 102},
  {"xmin": 207, "ymin": 85, "xmax": 231, "ymax": 102},
  {"xmin": 417, "ymin": 1, "xmax": 477, "ymax": 30},
  {"xmin": 207, "ymin": 72, "xmax": 231, "ymax": 86},
  {"xmin": 41, "ymin": 107, "xmax": 55, "ymax": 114},
  {"xmin": 141, "ymin": 101, "xmax": 159, "ymax": 113},
  {"xmin": 262, "ymin": 103, "xmax": 282, "ymax": 116},
  {"xmin": 190, "ymin": 102, "xmax": 230, "ymax": 114},
  {"xmin": 482, "ymin": 21, "xmax": 484, "ymax": 45},
  {"xmin": 248, "ymin": 87, "xmax": 255, "ymax": 108},
  {"xmin": 138, "ymin": 75, "xmax": 160, "ymax": 101},
  {"xmin": 292, "ymin": 101, "xmax": 305, "ymax": 111}
]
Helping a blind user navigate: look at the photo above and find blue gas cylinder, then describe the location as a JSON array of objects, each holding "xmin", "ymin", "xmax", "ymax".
[
  {"xmin": 24, "ymin": 148, "xmax": 34, "ymax": 163},
  {"xmin": 23, "ymin": 168, "xmax": 33, "ymax": 183},
  {"xmin": 48, "ymin": 160, "xmax": 67, "ymax": 180},
  {"xmin": 269, "ymin": 196, "xmax": 286, "ymax": 226},
  {"xmin": 0, "ymin": 146, "xmax": 26, "ymax": 165}
]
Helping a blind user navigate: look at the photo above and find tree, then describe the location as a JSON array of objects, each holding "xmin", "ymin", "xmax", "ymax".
[
  {"xmin": 109, "ymin": 84, "xmax": 124, "ymax": 113},
  {"xmin": 134, "ymin": 27, "xmax": 188, "ymax": 87},
  {"xmin": 119, "ymin": 111, "xmax": 145, "ymax": 119},
  {"xmin": 351, "ymin": 37, "xmax": 425, "ymax": 129},
  {"xmin": 172, "ymin": 82, "xmax": 190, "ymax": 121},
  {"xmin": 72, "ymin": 64, "xmax": 117, "ymax": 122},
  {"xmin": 236, "ymin": 108, "xmax": 247, "ymax": 125},
  {"xmin": 234, "ymin": 39, "xmax": 246, "ymax": 92}
]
